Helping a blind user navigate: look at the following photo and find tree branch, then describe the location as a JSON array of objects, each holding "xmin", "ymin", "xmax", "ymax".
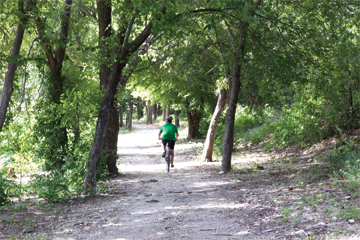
[
  {"xmin": 55, "ymin": 0, "xmax": 72, "ymax": 72},
  {"xmin": 123, "ymin": 6, "xmax": 138, "ymax": 48},
  {"xmin": 17, "ymin": 36, "xmax": 39, "ymax": 116}
]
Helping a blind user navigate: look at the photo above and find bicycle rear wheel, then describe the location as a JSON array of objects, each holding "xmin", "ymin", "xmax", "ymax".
[{"xmin": 165, "ymin": 148, "xmax": 171, "ymax": 172}]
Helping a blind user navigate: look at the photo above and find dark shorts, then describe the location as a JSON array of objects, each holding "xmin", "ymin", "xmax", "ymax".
[{"xmin": 162, "ymin": 139, "xmax": 176, "ymax": 150}]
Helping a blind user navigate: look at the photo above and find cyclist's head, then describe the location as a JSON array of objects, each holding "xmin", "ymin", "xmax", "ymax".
[{"xmin": 166, "ymin": 116, "xmax": 173, "ymax": 123}]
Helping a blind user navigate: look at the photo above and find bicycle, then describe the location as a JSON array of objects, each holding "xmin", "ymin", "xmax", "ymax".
[{"xmin": 165, "ymin": 143, "xmax": 171, "ymax": 172}]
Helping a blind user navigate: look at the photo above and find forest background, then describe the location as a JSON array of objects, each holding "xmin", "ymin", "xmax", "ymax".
[{"xmin": 1, "ymin": 0, "xmax": 360, "ymax": 208}]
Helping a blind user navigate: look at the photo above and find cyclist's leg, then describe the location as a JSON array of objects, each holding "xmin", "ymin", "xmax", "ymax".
[
  {"xmin": 170, "ymin": 149, "xmax": 174, "ymax": 165},
  {"xmin": 161, "ymin": 139, "xmax": 166, "ymax": 157},
  {"xmin": 169, "ymin": 141, "xmax": 175, "ymax": 166}
]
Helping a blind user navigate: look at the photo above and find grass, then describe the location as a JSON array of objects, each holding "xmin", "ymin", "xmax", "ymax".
[{"xmin": 338, "ymin": 206, "xmax": 360, "ymax": 219}]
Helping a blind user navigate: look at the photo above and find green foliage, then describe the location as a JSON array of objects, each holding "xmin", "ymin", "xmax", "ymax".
[
  {"xmin": 28, "ymin": 142, "xmax": 88, "ymax": 203},
  {"xmin": 33, "ymin": 72, "xmax": 101, "ymax": 170},
  {"xmin": 198, "ymin": 113, "xmax": 211, "ymax": 138},
  {"xmin": 28, "ymin": 138, "xmax": 111, "ymax": 203},
  {"xmin": 326, "ymin": 144, "xmax": 360, "ymax": 179},
  {"xmin": 0, "ymin": 177, "xmax": 15, "ymax": 206},
  {"xmin": 213, "ymin": 105, "xmax": 272, "ymax": 153},
  {"xmin": 271, "ymin": 96, "xmax": 329, "ymax": 148}
]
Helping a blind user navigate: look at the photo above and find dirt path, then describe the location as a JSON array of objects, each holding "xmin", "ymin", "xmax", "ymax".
[
  {"xmin": 1, "ymin": 124, "xmax": 360, "ymax": 239},
  {"xmin": 81, "ymin": 123, "xmax": 255, "ymax": 239}
]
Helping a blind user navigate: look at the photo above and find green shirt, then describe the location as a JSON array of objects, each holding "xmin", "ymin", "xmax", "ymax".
[{"xmin": 159, "ymin": 123, "xmax": 178, "ymax": 141}]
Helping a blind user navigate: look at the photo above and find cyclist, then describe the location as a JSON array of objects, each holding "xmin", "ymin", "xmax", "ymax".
[{"xmin": 158, "ymin": 116, "xmax": 179, "ymax": 168}]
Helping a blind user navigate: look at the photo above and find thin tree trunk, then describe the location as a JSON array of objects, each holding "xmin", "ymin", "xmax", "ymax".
[
  {"xmin": 73, "ymin": 117, "xmax": 80, "ymax": 144},
  {"xmin": 175, "ymin": 110, "xmax": 181, "ymax": 127},
  {"xmin": 221, "ymin": 23, "xmax": 249, "ymax": 173},
  {"xmin": 201, "ymin": 76, "xmax": 232, "ymax": 162},
  {"xmin": 137, "ymin": 97, "xmax": 142, "ymax": 120},
  {"xmin": 126, "ymin": 111, "xmax": 129, "ymax": 127},
  {"xmin": 162, "ymin": 108, "xmax": 166, "ymax": 121},
  {"xmin": 128, "ymin": 96, "xmax": 133, "ymax": 130},
  {"xmin": 147, "ymin": 100, "xmax": 152, "ymax": 124},
  {"xmin": 0, "ymin": 0, "xmax": 32, "ymax": 132},
  {"xmin": 119, "ymin": 106, "xmax": 124, "ymax": 127},
  {"xmin": 145, "ymin": 101, "xmax": 149, "ymax": 124},
  {"xmin": 166, "ymin": 107, "xmax": 170, "ymax": 118},
  {"xmin": 153, "ymin": 103, "xmax": 157, "ymax": 120}
]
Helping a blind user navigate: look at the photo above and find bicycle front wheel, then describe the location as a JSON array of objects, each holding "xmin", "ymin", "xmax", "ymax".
[{"xmin": 165, "ymin": 149, "xmax": 171, "ymax": 172}]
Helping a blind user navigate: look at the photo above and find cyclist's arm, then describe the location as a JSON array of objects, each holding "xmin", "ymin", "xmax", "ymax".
[
  {"xmin": 175, "ymin": 132, "xmax": 179, "ymax": 140},
  {"xmin": 158, "ymin": 132, "xmax": 162, "ymax": 140}
]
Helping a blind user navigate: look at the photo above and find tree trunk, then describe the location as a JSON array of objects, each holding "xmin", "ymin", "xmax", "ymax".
[
  {"xmin": 147, "ymin": 100, "xmax": 153, "ymax": 124},
  {"xmin": 162, "ymin": 108, "xmax": 166, "ymax": 121},
  {"xmin": 34, "ymin": 0, "xmax": 72, "ymax": 170},
  {"xmin": 128, "ymin": 96, "xmax": 133, "ymax": 130},
  {"xmin": 97, "ymin": 0, "xmax": 119, "ymax": 176},
  {"xmin": 153, "ymin": 103, "xmax": 157, "ymax": 120},
  {"xmin": 186, "ymin": 109, "xmax": 202, "ymax": 139},
  {"xmin": 97, "ymin": 0, "xmax": 112, "ymax": 88},
  {"xmin": 175, "ymin": 110, "xmax": 181, "ymax": 127},
  {"xmin": 84, "ymin": 0, "xmax": 155, "ymax": 192},
  {"xmin": 85, "ymin": 60, "xmax": 128, "ymax": 191},
  {"xmin": 201, "ymin": 76, "xmax": 232, "ymax": 162},
  {"xmin": 0, "ymin": 0, "xmax": 32, "ymax": 132},
  {"xmin": 221, "ymin": 23, "xmax": 249, "ymax": 173},
  {"xmin": 145, "ymin": 101, "xmax": 149, "ymax": 124},
  {"xmin": 73, "ymin": 116, "xmax": 80, "ymax": 144},
  {"xmin": 166, "ymin": 108, "xmax": 170, "ymax": 118},
  {"xmin": 137, "ymin": 97, "xmax": 142, "ymax": 120},
  {"xmin": 126, "ymin": 112, "xmax": 129, "ymax": 127},
  {"xmin": 104, "ymin": 106, "xmax": 119, "ymax": 175},
  {"xmin": 119, "ymin": 106, "xmax": 124, "ymax": 127}
]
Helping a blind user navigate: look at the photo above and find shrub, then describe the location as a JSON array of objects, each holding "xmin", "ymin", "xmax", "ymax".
[
  {"xmin": 0, "ymin": 177, "xmax": 11, "ymax": 206},
  {"xmin": 0, "ymin": 177, "xmax": 19, "ymax": 206},
  {"xmin": 28, "ymin": 139, "xmax": 111, "ymax": 202},
  {"xmin": 326, "ymin": 144, "xmax": 360, "ymax": 179},
  {"xmin": 270, "ymin": 97, "xmax": 328, "ymax": 149},
  {"xmin": 198, "ymin": 114, "xmax": 211, "ymax": 138}
]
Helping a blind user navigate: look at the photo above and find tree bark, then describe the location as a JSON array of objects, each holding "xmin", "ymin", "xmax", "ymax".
[
  {"xmin": 201, "ymin": 76, "xmax": 232, "ymax": 162},
  {"xmin": 97, "ymin": 0, "xmax": 120, "ymax": 175},
  {"xmin": 162, "ymin": 108, "xmax": 166, "ymax": 121},
  {"xmin": 221, "ymin": 23, "xmax": 249, "ymax": 173},
  {"xmin": 126, "ymin": 111, "xmax": 129, "ymax": 127},
  {"xmin": 104, "ymin": 106, "xmax": 119, "ymax": 175},
  {"xmin": 153, "ymin": 103, "xmax": 157, "ymax": 120},
  {"xmin": 147, "ymin": 100, "xmax": 153, "ymax": 124},
  {"xmin": 73, "ymin": 117, "xmax": 80, "ymax": 144},
  {"xmin": 166, "ymin": 108, "xmax": 170, "ymax": 118},
  {"xmin": 186, "ymin": 109, "xmax": 202, "ymax": 139},
  {"xmin": 137, "ymin": 97, "xmax": 142, "ymax": 120},
  {"xmin": 128, "ymin": 96, "xmax": 133, "ymax": 130},
  {"xmin": 175, "ymin": 110, "xmax": 181, "ymax": 127},
  {"xmin": 145, "ymin": 101, "xmax": 149, "ymax": 124},
  {"xmin": 0, "ymin": 0, "xmax": 32, "ymax": 132},
  {"xmin": 97, "ymin": 0, "xmax": 112, "ymax": 88},
  {"xmin": 119, "ymin": 105, "xmax": 124, "ymax": 127}
]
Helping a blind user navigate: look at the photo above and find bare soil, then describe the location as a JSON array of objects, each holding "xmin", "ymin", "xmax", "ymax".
[{"xmin": 1, "ymin": 123, "xmax": 360, "ymax": 239}]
